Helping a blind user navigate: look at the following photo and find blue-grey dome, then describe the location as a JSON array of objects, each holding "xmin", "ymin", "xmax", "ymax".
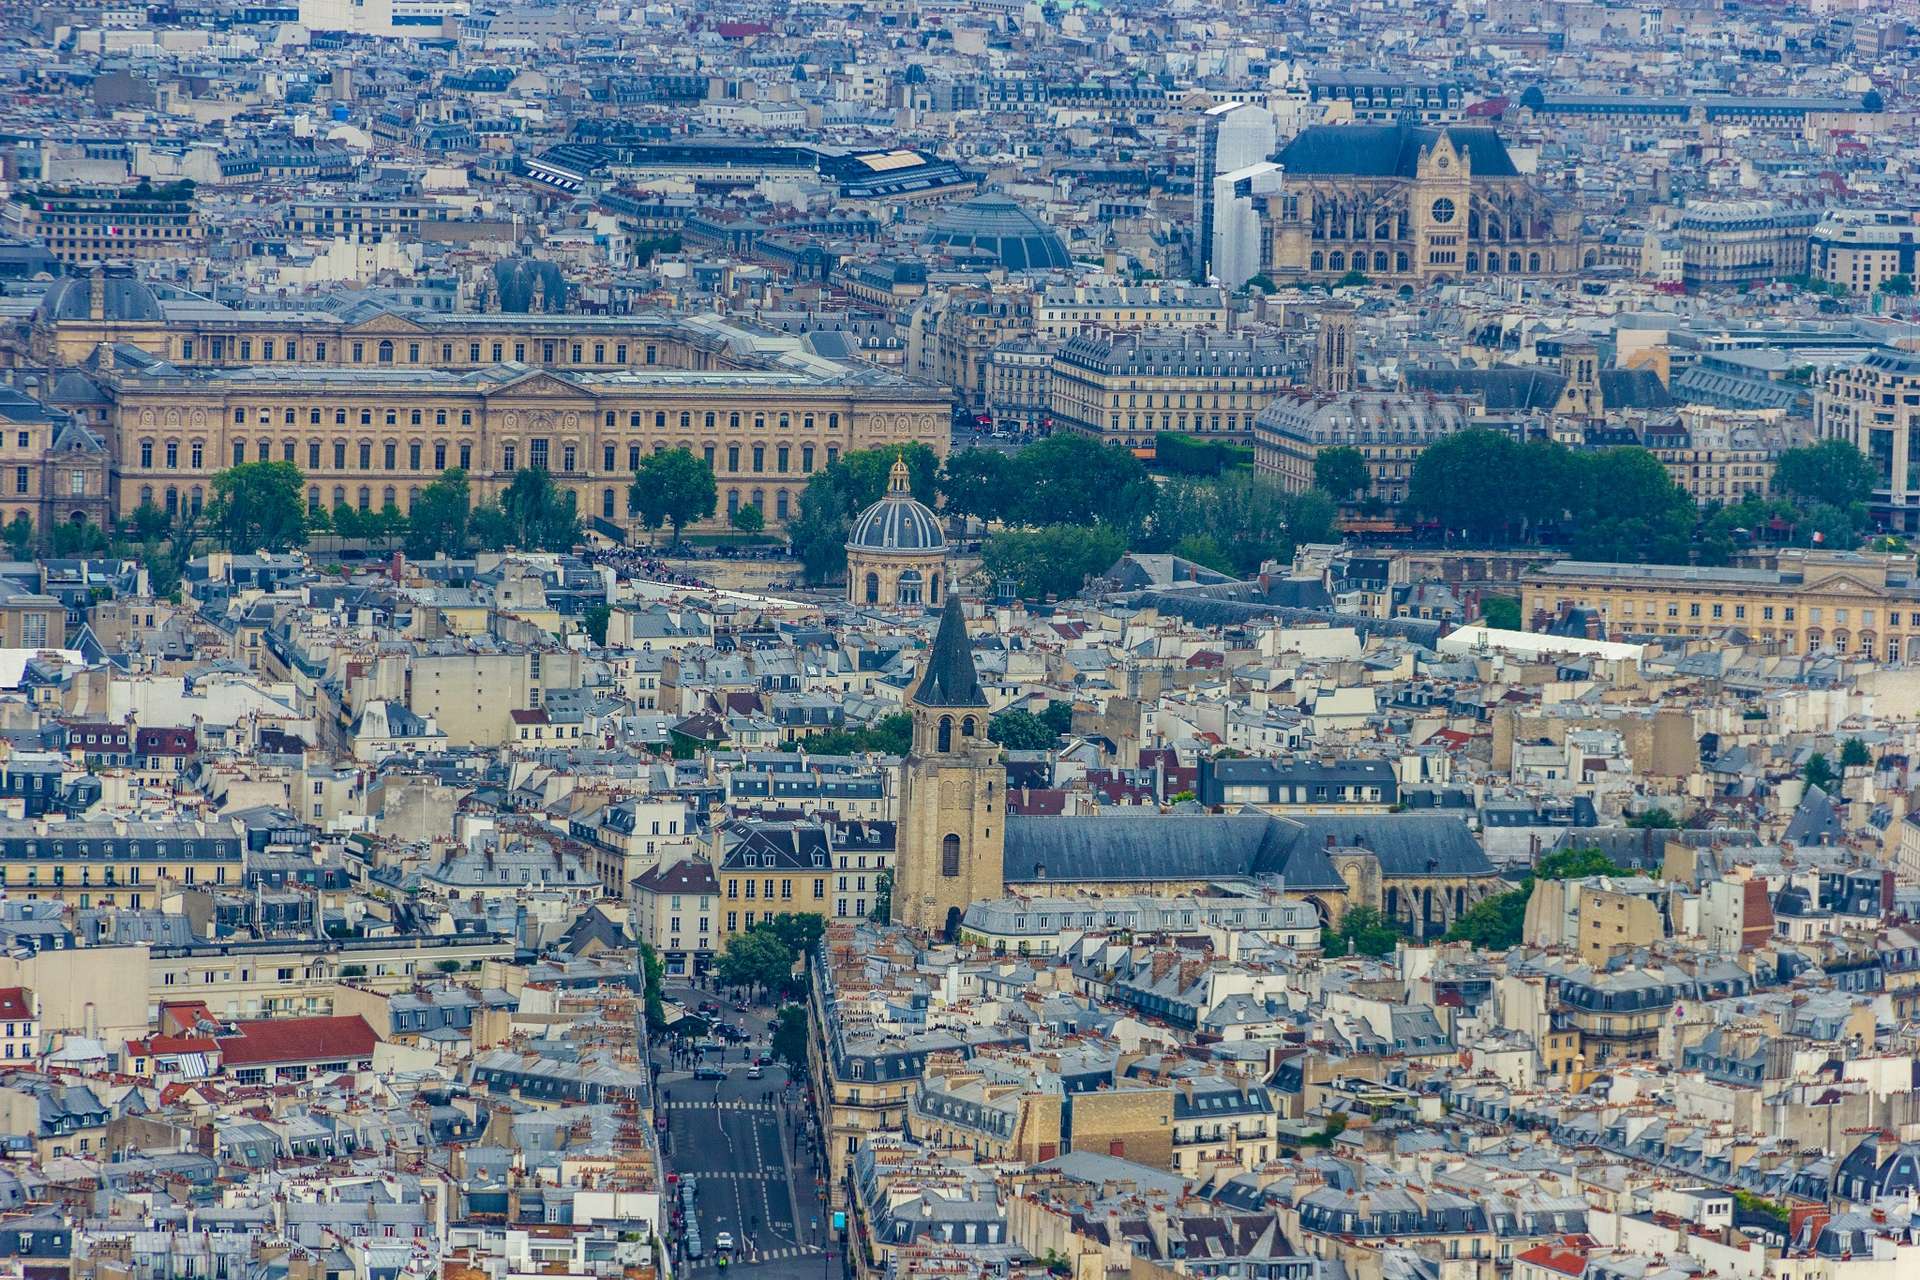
[
  {"xmin": 922, "ymin": 194, "xmax": 1071, "ymax": 272},
  {"xmin": 34, "ymin": 269, "xmax": 163, "ymax": 323},
  {"xmin": 848, "ymin": 459, "xmax": 945, "ymax": 554}
]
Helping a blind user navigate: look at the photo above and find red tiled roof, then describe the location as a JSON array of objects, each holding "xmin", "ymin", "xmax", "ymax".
[
  {"xmin": 218, "ymin": 1015, "xmax": 378, "ymax": 1067},
  {"xmin": 0, "ymin": 988, "xmax": 30, "ymax": 1020},
  {"xmin": 1514, "ymin": 1238, "xmax": 1591, "ymax": 1277}
]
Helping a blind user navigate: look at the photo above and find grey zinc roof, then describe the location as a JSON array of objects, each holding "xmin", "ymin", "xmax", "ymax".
[{"xmin": 1003, "ymin": 812, "xmax": 1493, "ymax": 887}]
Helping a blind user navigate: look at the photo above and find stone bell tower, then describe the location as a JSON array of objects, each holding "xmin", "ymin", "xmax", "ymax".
[{"xmin": 893, "ymin": 593, "xmax": 1004, "ymax": 936}]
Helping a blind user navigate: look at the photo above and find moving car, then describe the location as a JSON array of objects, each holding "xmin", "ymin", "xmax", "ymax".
[
  {"xmin": 714, "ymin": 1232, "xmax": 734, "ymax": 1253},
  {"xmin": 694, "ymin": 1065, "xmax": 727, "ymax": 1080},
  {"xmin": 746, "ymin": 1065, "xmax": 762, "ymax": 1079}
]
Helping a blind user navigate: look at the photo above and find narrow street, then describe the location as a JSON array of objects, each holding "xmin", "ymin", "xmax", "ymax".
[{"xmin": 658, "ymin": 984, "xmax": 836, "ymax": 1280}]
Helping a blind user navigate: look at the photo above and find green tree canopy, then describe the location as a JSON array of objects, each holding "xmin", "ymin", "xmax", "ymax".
[
  {"xmin": 629, "ymin": 447, "xmax": 718, "ymax": 542},
  {"xmin": 983, "ymin": 523, "xmax": 1126, "ymax": 599},
  {"xmin": 786, "ymin": 711, "xmax": 912, "ymax": 756},
  {"xmin": 771, "ymin": 1004, "xmax": 809, "ymax": 1074},
  {"xmin": 205, "ymin": 461, "xmax": 308, "ymax": 553},
  {"xmin": 500, "ymin": 468, "xmax": 581, "ymax": 551},
  {"xmin": 1322, "ymin": 906, "xmax": 1400, "ymax": 958},
  {"xmin": 1009, "ymin": 433, "xmax": 1154, "ymax": 530},
  {"xmin": 729, "ymin": 502, "xmax": 764, "ymax": 535},
  {"xmin": 1773, "ymin": 439, "xmax": 1876, "ymax": 509},
  {"xmin": 2, "ymin": 515, "xmax": 31, "ymax": 558},
  {"xmin": 716, "ymin": 928, "xmax": 794, "ymax": 994},
  {"xmin": 939, "ymin": 448, "xmax": 1019, "ymax": 525},
  {"xmin": 1313, "ymin": 446, "xmax": 1371, "ymax": 501},
  {"xmin": 988, "ymin": 709, "xmax": 1058, "ymax": 750},
  {"xmin": 469, "ymin": 500, "xmax": 513, "ymax": 551},
  {"xmin": 1804, "ymin": 751, "xmax": 1836, "ymax": 791},
  {"xmin": 760, "ymin": 912, "xmax": 825, "ymax": 958},
  {"xmin": 48, "ymin": 519, "xmax": 108, "ymax": 557},
  {"xmin": 1841, "ymin": 737, "xmax": 1873, "ymax": 769},
  {"xmin": 583, "ymin": 604, "xmax": 611, "ymax": 645},
  {"xmin": 1481, "ymin": 595, "xmax": 1522, "ymax": 630},
  {"xmin": 1568, "ymin": 447, "xmax": 1695, "ymax": 564},
  {"xmin": 405, "ymin": 468, "xmax": 472, "ymax": 560},
  {"xmin": 1625, "ymin": 807, "xmax": 1679, "ymax": 830}
]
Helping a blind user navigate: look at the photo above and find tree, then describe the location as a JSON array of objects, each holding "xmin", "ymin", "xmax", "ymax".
[
  {"xmin": 1567, "ymin": 448, "xmax": 1695, "ymax": 565},
  {"xmin": 771, "ymin": 1004, "xmax": 810, "ymax": 1075},
  {"xmin": 729, "ymin": 503, "xmax": 764, "ymax": 536},
  {"xmin": 406, "ymin": 468, "xmax": 472, "ymax": 559},
  {"xmin": 1482, "ymin": 595, "xmax": 1522, "ymax": 631},
  {"xmin": 2, "ymin": 515, "xmax": 31, "ymax": 558},
  {"xmin": 629, "ymin": 447, "xmax": 718, "ymax": 543},
  {"xmin": 501, "ymin": 468, "xmax": 581, "ymax": 551},
  {"xmin": 1038, "ymin": 702, "xmax": 1074, "ymax": 738},
  {"xmin": 1408, "ymin": 430, "xmax": 1525, "ymax": 543},
  {"xmin": 1009, "ymin": 434, "xmax": 1154, "ymax": 531},
  {"xmin": 939, "ymin": 448, "xmax": 1018, "ymax": 525},
  {"xmin": 1442, "ymin": 888, "xmax": 1529, "ymax": 950},
  {"xmin": 205, "ymin": 461, "xmax": 308, "ymax": 553},
  {"xmin": 1881, "ymin": 274, "xmax": 1914, "ymax": 297},
  {"xmin": 1840, "ymin": 737, "xmax": 1872, "ymax": 769},
  {"xmin": 1172, "ymin": 532, "xmax": 1234, "ymax": 574},
  {"xmin": 871, "ymin": 870, "xmax": 891, "ymax": 922},
  {"xmin": 47, "ymin": 518, "xmax": 108, "ymax": 557},
  {"xmin": 1804, "ymin": 751, "xmax": 1836, "ymax": 792},
  {"xmin": 983, "ymin": 523, "xmax": 1126, "ymax": 599},
  {"xmin": 1321, "ymin": 906, "xmax": 1400, "ymax": 958},
  {"xmin": 583, "ymin": 604, "xmax": 611, "ymax": 645},
  {"xmin": 1335, "ymin": 269, "xmax": 1371, "ymax": 288},
  {"xmin": 469, "ymin": 501, "xmax": 513, "ymax": 551},
  {"xmin": 639, "ymin": 940, "xmax": 669, "ymax": 1031},
  {"xmin": 1773, "ymin": 439, "xmax": 1876, "ymax": 509},
  {"xmin": 1313, "ymin": 446, "xmax": 1370, "ymax": 503},
  {"xmin": 788, "ymin": 711, "xmax": 913, "ymax": 756},
  {"xmin": 1245, "ymin": 274, "xmax": 1277, "ymax": 294},
  {"xmin": 1626, "ymin": 807, "xmax": 1679, "ymax": 830},
  {"xmin": 127, "ymin": 500, "xmax": 170, "ymax": 543},
  {"xmin": 1535, "ymin": 846, "xmax": 1630, "ymax": 880},
  {"xmin": 988, "ymin": 709, "xmax": 1059, "ymax": 750},
  {"xmin": 761, "ymin": 912, "xmax": 826, "ymax": 960},
  {"xmin": 716, "ymin": 929, "xmax": 794, "ymax": 995},
  {"xmin": 331, "ymin": 502, "xmax": 366, "ymax": 540}
]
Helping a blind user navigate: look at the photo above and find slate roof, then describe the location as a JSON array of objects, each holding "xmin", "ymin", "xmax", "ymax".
[
  {"xmin": 1276, "ymin": 123, "xmax": 1520, "ymax": 178},
  {"xmin": 912, "ymin": 593, "xmax": 986, "ymax": 708},
  {"xmin": 1002, "ymin": 812, "xmax": 1494, "ymax": 887},
  {"xmin": 1403, "ymin": 365, "xmax": 1673, "ymax": 413}
]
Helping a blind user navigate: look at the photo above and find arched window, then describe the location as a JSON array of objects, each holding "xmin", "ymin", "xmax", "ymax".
[
  {"xmin": 377, "ymin": 340, "xmax": 394, "ymax": 364},
  {"xmin": 961, "ymin": 716, "xmax": 977, "ymax": 738},
  {"xmin": 1529, "ymin": 252, "xmax": 1542, "ymax": 273},
  {"xmin": 864, "ymin": 572, "xmax": 879, "ymax": 604},
  {"xmin": 897, "ymin": 568, "xmax": 922, "ymax": 606},
  {"xmin": 929, "ymin": 574, "xmax": 940, "ymax": 604},
  {"xmin": 937, "ymin": 716, "xmax": 953, "ymax": 753},
  {"xmin": 1310, "ymin": 251, "xmax": 1324, "ymax": 272},
  {"xmin": 941, "ymin": 835, "xmax": 961, "ymax": 878}
]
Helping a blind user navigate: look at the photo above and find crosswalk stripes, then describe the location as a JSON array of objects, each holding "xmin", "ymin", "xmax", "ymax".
[
  {"xmin": 666, "ymin": 1100, "xmax": 778, "ymax": 1113},
  {"xmin": 677, "ymin": 1169, "xmax": 778, "ymax": 1180}
]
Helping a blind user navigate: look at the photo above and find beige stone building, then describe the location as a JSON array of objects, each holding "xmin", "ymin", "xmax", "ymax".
[
  {"xmin": 905, "ymin": 286, "xmax": 1035, "ymax": 412},
  {"xmin": 1520, "ymin": 549, "xmax": 1920, "ymax": 661},
  {"xmin": 1034, "ymin": 284, "xmax": 1230, "ymax": 340},
  {"xmin": 1049, "ymin": 329, "xmax": 1292, "ymax": 451},
  {"xmin": 1809, "ymin": 209, "xmax": 1920, "ymax": 293},
  {"xmin": 1, "ymin": 182, "xmax": 202, "ymax": 266},
  {"xmin": 6, "ymin": 274, "xmax": 950, "ymax": 533},
  {"xmin": 1645, "ymin": 406, "xmax": 1782, "ymax": 506},
  {"xmin": 1817, "ymin": 345, "xmax": 1920, "ymax": 533}
]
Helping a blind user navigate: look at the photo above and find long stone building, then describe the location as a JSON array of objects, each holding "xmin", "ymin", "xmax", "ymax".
[{"xmin": 5, "ymin": 270, "xmax": 950, "ymax": 531}]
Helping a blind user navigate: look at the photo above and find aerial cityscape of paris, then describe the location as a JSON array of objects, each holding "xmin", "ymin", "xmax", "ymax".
[{"xmin": 0, "ymin": 2, "xmax": 1912, "ymax": 1280}]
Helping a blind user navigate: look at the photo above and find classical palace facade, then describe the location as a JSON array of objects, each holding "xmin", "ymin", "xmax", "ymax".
[
  {"xmin": 1262, "ymin": 123, "xmax": 1581, "ymax": 286},
  {"xmin": 8, "ymin": 271, "xmax": 950, "ymax": 530}
]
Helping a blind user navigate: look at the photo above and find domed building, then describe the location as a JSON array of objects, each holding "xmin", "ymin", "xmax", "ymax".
[
  {"xmin": 922, "ymin": 194, "xmax": 1071, "ymax": 272},
  {"xmin": 846, "ymin": 458, "xmax": 946, "ymax": 609}
]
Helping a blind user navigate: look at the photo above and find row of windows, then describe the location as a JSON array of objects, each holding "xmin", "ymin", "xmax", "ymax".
[
  {"xmin": 184, "ymin": 337, "xmax": 664, "ymax": 367},
  {"xmin": 132, "ymin": 437, "xmax": 841, "ymax": 478},
  {"xmin": 724, "ymin": 877, "xmax": 826, "ymax": 900}
]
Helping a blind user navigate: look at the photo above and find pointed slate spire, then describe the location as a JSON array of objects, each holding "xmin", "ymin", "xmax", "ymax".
[{"xmin": 912, "ymin": 592, "xmax": 987, "ymax": 708}]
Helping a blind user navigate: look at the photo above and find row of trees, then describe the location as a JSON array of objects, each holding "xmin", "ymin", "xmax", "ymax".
[
  {"xmin": 714, "ymin": 912, "xmax": 827, "ymax": 1000},
  {"xmin": 1362, "ymin": 430, "xmax": 1883, "ymax": 565},
  {"xmin": 787, "ymin": 703, "xmax": 1073, "ymax": 758}
]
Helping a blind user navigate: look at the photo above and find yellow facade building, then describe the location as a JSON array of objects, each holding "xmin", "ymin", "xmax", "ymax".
[{"xmin": 1521, "ymin": 549, "xmax": 1920, "ymax": 660}]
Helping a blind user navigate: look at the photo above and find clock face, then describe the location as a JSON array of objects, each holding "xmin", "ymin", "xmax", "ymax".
[
  {"xmin": 1431, "ymin": 197, "xmax": 1457, "ymax": 224},
  {"xmin": 1436, "ymin": 154, "xmax": 1450, "ymax": 170}
]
